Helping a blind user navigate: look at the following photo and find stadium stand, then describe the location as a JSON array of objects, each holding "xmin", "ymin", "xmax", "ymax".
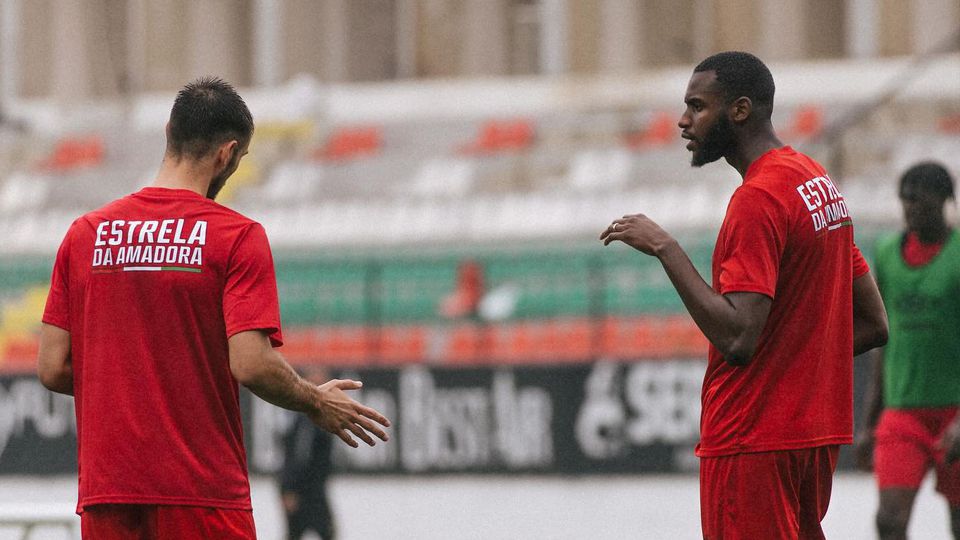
[{"xmin": 0, "ymin": 54, "xmax": 957, "ymax": 372}]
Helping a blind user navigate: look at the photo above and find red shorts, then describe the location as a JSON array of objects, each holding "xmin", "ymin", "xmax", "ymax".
[
  {"xmin": 80, "ymin": 504, "xmax": 256, "ymax": 539},
  {"xmin": 874, "ymin": 406, "xmax": 960, "ymax": 505},
  {"xmin": 700, "ymin": 445, "xmax": 839, "ymax": 540}
]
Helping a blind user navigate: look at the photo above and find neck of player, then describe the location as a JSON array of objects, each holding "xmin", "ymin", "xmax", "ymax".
[
  {"xmin": 152, "ymin": 153, "xmax": 217, "ymax": 197},
  {"xmin": 727, "ymin": 124, "xmax": 783, "ymax": 178}
]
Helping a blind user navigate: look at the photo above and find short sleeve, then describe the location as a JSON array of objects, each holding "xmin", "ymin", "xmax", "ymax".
[
  {"xmin": 851, "ymin": 242, "xmax": 869, "ymax": 280},
  {"xmin": 223, "ymin": 223, "xmax": 283, "ymax": 347},
  {"xmin": 717, "ymin": 186, "xmax": 786, "ymax": 298},
  {"xmin": 42, "ymin": 226, "xmax": 73, "ymax": 331}
]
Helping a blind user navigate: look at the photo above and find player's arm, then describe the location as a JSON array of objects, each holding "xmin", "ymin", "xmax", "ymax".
[
  {"xmin": 601, "ymin": 214, "xmax": 771, "ymax": 366},
  {"xmin": 228, "ymin": 330, "xmax": 390, "ymax": 447},
  {"xmin": 37, "ymin": 323, "xmax": 73, "ymax": 396},
  {"xmin": 852, "ymin": 271, "xmax": 888, "ymax": 355}
]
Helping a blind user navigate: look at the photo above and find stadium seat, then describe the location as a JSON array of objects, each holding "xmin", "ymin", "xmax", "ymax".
[
  {"xmin": 624, "ymin": 111, "xmax": 676, "ymax": 149},
  {"xmin": 784, "ymin": 105, "xmax": 824, "ymax": 139},
  {"xmin": 36, "ymin": 135, "xmax": 105, "ymax": 172},
  {"xmin": 939, "ymin": 113, "xmax": 960, "ymax": 134},
  {"xmin": 313, "ymin": 126, "xmax": 383, "ymax": 161},
  {"xmin": 460, "ymin": 119, "xmax": 535, "ymax": 155}
]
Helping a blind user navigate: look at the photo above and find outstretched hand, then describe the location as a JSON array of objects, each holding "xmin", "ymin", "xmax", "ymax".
[
  {"xmin": 600, "ymin": 214, "xmax": 675, "ymax": 256},
  {"xmin": 308, "ymin": 379, "xmax": 391, "ymax": 448}
]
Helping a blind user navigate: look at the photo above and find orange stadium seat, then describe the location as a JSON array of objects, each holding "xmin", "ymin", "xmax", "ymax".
[
  {"xmin": 313, "ymin": 126, "xmax": 383, "ymax": 161},
  {"xmin": 784, "ymin": 105, "xmax": 824, "ymax": 139},
  {"xmin": 460, "ymin": 119, "xmax": 534, "ymax": 154},
  {"xmin": 37, "ymin": 135, "xmax": 105, "ymax": 172},
  {"xmin": 624, "ymin": 111, "xmax": 676, "ymax": 149},
  {"xmin": 939, "ymin": 113, "xmax": 960, "ymax": 134}
]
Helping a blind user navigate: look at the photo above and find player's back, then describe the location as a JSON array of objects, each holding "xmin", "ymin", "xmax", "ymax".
[
  {"xmin": 45, "ymin": 186, "xmax": 278, "ymax": 511},
  {"xmin": 699, "ymin": 147, "xmax": 866, "ymax": 456}
]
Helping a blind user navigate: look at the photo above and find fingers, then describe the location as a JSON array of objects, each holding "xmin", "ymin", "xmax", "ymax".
[
  {"xmin": 331, "ymin": 379, "xmax": 363, "ymax": 391},
  {"xmin": 600, "ymin": 216, "xmax": 643, "ymax": 242},
  {"xmin": 603, "ymin": 232, "xmax": 624, "ymax": 246},
  {"xmin": 353, "ymin": 414, "xmax": 389, "ymax": 442},
  {"xmin": 344, "ymin": 420, "xmax": 377, "ymax": 447},
  {"xmin": 335, "ymin": 429, "xmax": 359, "ymax": 448},
  {"xmin": 318, "ymin": 381, "xmax": 392, "ymax": 446},
  {"xmin": 359, "ymin": 404, "xmax": 391, "ymax": 428},
  {"xmin": 600, "ymin": 220, "xmax": 626, "ymax": 242}
]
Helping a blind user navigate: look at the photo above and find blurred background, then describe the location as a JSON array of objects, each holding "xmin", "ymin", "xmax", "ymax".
[{"xmin": 0, "ymin": 0, "xmax": 958, "ymax": 538}]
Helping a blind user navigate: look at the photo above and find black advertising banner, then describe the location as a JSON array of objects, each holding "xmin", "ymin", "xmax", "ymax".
[
  {"xmin": 246, "ymin": 361, "xmax": 706, "ymax": 476},
  {"xmin": 0, "ymin": 358, "xmax": 869, "ymax": 475},
  {"xmin": 0, "ymin": 376, "xmax": 78, "ymax": 474}
]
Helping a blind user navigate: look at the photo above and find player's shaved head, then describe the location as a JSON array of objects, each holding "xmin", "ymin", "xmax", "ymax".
[
  {"xmin": 167, "ymin": 77, "xmax": 253, "ymax": 159},
  {"xmin": 694, "ymin": 51, "xmax": 775, "ymax": 121}
]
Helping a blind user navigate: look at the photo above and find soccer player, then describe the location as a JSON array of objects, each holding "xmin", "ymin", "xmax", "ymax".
[
  {"xmin": 36, "ymin": 77, "xmax": 390, "ymax": 539},
  {"xmin": 600, "ymin": 51, "xmax": 889, "ymax": 539},
  {"xmin": 854, "ymin": 162, "xmax": 960, "ymax": 540}
]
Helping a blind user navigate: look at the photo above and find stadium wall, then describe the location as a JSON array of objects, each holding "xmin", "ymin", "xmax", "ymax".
[{"xmin": 0, "ymin": 358, "xmax": 873, "ymax": 477}]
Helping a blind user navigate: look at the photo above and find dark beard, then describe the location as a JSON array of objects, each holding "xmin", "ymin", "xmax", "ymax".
[
  {"xmin": 691, "ymin": 114, "xmax": 735, "ymax": 167},
  {"xmin": 206, "ymin": 146, "xmax": 241, "ymax": 200},
  {"xmin": 206, "ymin": 173, "xmax": 228, "ymax": 200}
]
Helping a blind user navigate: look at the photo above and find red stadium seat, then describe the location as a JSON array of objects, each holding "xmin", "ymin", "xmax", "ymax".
[
  {"xmin": 313, "ymin": 126, "xmax": 383, "ymax": 161},
  {"xmin": 37, "ymin": 135, "xmax": 105, "ymax": 172},
  {"xmin": 624, "ymin": 111, "xmax": 676, "ymax": 149},
  {"xmin": 460, "ymin": 119, "xmax": 534, "ymax": 154},
  {"xmin": 785, "ymin": 105, "xmax": 823, "ymax": 139},
  {"xmin": 939, "ymin": 113, "xmax": 960, "ymax": 134}
]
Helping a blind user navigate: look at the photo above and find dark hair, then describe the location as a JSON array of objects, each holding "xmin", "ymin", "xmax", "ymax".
[
  {"xmin": 694, "ymin": 51, "xmax": 775, "ymax": 119},
  {"xmin": 167, "ymin": 77, "xmax": 253, "ymax": 159},
  {"xmin": 900, "ymin": 161, "xmax": 955, "ymax": 200}
]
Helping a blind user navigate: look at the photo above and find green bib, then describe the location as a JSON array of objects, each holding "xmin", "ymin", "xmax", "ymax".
[{"xmin": 875, "ymin": 229, "xmax": 960, "ymax": 408}]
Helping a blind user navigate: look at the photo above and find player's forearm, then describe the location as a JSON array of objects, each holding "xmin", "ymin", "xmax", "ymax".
[
  {"xmin": 655, "ymin": 241, "xmax": 757, "ymax": 364},
  {"xmin": 236, "ymin": 350, "xmax": 319, "ymax": 413}
]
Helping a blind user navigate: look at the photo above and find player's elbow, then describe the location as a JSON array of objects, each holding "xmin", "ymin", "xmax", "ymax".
[
  {"xmin": 871, "ymin": 320, "xmax": 889, "ymax": 349},
  {"xmin": 230, "ymin": 353, "xmax": 264, "ymax": 387},
  {"xmin": 37, "ymin": 362, "xmax": 72, "ymax": 394},
  {"xmin": 721, "ymin": 347, "xmax": 754, "ymax": 366},
  {"xmin": 716, "ymin": 339, "xmax": 756, "ymax": 367},
  {"xmin": 855, "ymin": 318, "xmax": 889, "ymax": 355}
]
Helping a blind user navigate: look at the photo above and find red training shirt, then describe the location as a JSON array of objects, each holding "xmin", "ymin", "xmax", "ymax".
[
  {"xmin": 42, "ymin": 187, "xmax": 283, "ymax": 512},
  {"xmin": 696, "ymin": 147, "xmax": 869, "ymax": 457},
  {"xmin": 901, "ymin": 231, "xmax": 944, "ymax": 267}
]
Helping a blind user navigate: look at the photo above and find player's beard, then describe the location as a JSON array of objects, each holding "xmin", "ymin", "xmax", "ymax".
[
  {"xmin": 691, "ymin": 114, "xmax": 735, "ymax": 167},
  {"xmin": 206, "ymin": 147, "xmax": 241, "ymax": 200},
  {"xmin": 206, "ymin": 171, "xmax": 228, "ymax": 200}
]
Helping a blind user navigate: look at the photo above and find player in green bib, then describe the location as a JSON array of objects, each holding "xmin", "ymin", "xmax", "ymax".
[{"xmin": 856, "ymin": 162, "xmax": 960, "ymax": 540}]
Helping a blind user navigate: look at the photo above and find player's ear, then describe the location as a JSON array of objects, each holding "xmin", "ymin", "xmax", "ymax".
[
  {"xmin": 730, "ymin": 96, "xmax": 752, "ymax": 124},
  {"xmin": 214, "ymin": 140, "xmax": 238, "ymax": 168}
]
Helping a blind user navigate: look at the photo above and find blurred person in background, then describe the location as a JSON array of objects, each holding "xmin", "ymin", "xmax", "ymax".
[
  {"xmin": 601, "ymin": 51, "xmax": 888, "ymax": 539},
  {"xmin": 280, "ymin": 367, "xmax": 338, "ymax": 540},
  {"xmin": 439, "ymin": 259, "xmax": 485, "ymax": 320},
  {"xmin": 855, "ymin": 162, "xmax": 960, "ymax": 540},
  {"xmin": 37, "ymin": 77, "xmax": 389, "ymax": 539}
]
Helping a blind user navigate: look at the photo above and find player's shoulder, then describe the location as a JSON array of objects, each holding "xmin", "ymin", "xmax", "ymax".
[
  {"xmin": 943, "ymin": 229, "xmax": 960, "ymax": 261},
  {"xmin": 873, "ymin": 232, "xmax": 902, "ymax": 260},
  {"xmin": 749, "ymin": 147, "xmax": 825, "ymax": 184},
  {"xmin": 201, "ymin": 198, "xmax": 261, "ymax": 227},
  {"xmin": 69, "ymin": 195, "xmax": 132, "ymax": 232}
]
